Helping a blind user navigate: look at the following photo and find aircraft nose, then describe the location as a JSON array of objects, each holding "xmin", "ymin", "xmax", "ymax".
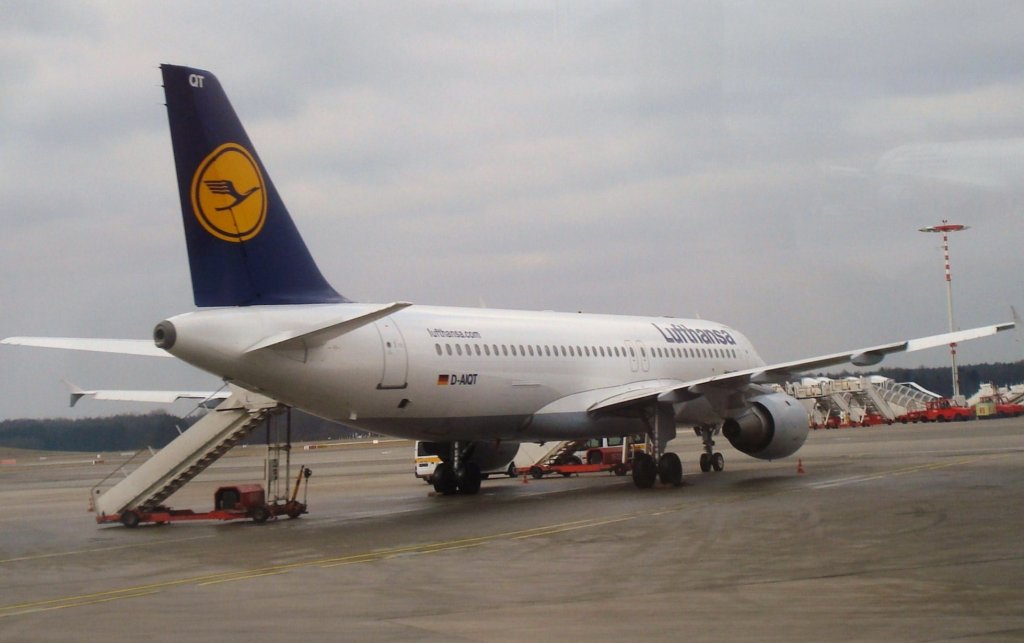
[{"xmin": 153, "ymin": 320, "xmax": 177, "ymax": 350}]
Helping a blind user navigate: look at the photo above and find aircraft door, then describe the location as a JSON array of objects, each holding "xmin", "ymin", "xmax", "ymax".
[
  {"xmin": 625, "ymin": 340, "xmax": 639, "ymax": 372},
  {"xmin": 637, "ymin": 341, "xmax": 651, "ymax": 372},
  {"xmin": 375, "ymin": 317, "xmax": 408, "ymax": 389}
]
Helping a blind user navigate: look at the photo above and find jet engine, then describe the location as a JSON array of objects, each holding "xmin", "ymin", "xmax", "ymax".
[
  {"xmin": 419, "ymin": 440, "xmax": 519, "ymax": 472},
  {"xmin": 721, "ymin": 392, "xmax": 809, "ymax": 460}
]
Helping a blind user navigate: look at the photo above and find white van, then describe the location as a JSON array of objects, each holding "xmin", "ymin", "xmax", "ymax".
[{"xmin": 414, "ymin": 441, "xmax": 519, "ymax": 482}]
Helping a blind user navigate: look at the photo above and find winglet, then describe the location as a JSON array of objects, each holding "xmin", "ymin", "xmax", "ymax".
[{"xmin": 63, "ymin": 380, "xmax": 90, "ymax": 407}]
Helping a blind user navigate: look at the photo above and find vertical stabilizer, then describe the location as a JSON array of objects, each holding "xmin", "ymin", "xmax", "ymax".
[{"xmin": 161, "ymin": 64, "xmax": 348, "ymax": 306}]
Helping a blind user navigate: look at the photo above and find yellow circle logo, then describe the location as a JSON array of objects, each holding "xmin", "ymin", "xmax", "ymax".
[{"xmin": 190, "ymin": 143, "xmax": 267, "ymax": 242}]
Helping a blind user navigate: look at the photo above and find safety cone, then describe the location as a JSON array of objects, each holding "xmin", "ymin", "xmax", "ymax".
[
  {"xmin": 521, "ymin": 470, "xmax": 529, "ymax": 484},
  {"xmin": 797, "ymin": 458, "xmax": 805, "ymax": 474}
]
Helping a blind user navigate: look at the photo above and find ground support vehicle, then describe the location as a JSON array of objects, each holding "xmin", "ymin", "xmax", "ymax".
[
  {"xmin": 519, "ymin": 436, "xmax": 645, "ymax": 478},
  {"xmin": 898, "ymin": 399, "xmax": 973, "ymax": 423},
  {"xmin": 99, "ymin": 467, "xmax": 312, "ymax": 528},
  {"xmin": 414, "ymin": 441, "xmax": 518, "ymax": 483},
  {"xmin": 858, "ymin": 413, "xmax": 894, "ymax": 427},
  {"xmin": 975, "ymin": 394, "xmax": 1024, "ymax": 419}
]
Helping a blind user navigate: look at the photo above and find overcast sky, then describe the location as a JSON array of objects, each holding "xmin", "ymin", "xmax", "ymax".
[{"xmin": 2, "ymin": 1, "xmax": 1022, "ymax": 420}]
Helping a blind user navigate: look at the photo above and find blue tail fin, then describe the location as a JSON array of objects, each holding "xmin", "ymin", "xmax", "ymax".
[{"xmin": 161, "ymin": 64, "xmax": 348, "ymax": 306}]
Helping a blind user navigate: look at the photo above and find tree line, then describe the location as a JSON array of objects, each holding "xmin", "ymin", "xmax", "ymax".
[
  {"xmin": 3, "ymin": 361, "xmax": 1022, "ymax": 452},
  {"xmin": 0, "ymin": 409, "xmax": 362, "ymax": 453},
  {"xmin": 828, "ymin": 360, "xmax": 1024, "ymax": 399}
]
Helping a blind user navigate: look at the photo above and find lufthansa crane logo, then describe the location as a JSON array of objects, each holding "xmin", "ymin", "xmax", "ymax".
[{"xmin": 190, "ymin": 143, "xmax": 267, "ymax": 242}]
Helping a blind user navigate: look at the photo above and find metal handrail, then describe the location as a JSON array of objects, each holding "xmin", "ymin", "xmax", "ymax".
[{"xmin": 87, "ymin": 384, "xmax": 231, "ymax": 511}]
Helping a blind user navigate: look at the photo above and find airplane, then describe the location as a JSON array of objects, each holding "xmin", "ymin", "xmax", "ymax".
[{"xmin": 3, "ymin": 64, "xmax": 1016, "ymax": 495}]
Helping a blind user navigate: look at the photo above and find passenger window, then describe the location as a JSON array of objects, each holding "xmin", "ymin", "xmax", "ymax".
[
  {"xmin": 502, "ymin": 345, "xmax": 508, "ymax": 356},
  {"xmin": 544, "ymin": 346, "xmax": 551, "ymax": 357},
  {"xmin": 474, "ymin": 345, "xmax": 481, "ymax": 356},
  {"xmin": 435, "ymin": 344, "xmax": 442, "ymax": 356},
  {"xmin": 456, "ymin": 345, "xmax": 463, "ymax": 356},
  {"xmin": 484, "ymin": 344, "xmax": 491, "ymax": 356},
  {"xmin": 510, "ymin": 345, "xmax": 517, "ymax": 356},
  {"xmin": 445, "ymin": 344, "xmax": 453, "ymax": 356}
]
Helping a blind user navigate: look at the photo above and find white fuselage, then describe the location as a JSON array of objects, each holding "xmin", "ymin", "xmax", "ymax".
[{"xmin": 162, "ymin": 304, "xmax": 766, "ymax": 442}]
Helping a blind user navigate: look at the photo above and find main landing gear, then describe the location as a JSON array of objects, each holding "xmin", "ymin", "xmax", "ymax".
[
  {"xmin": 431, "ymin": 442, "xmax": 482, "ymax": 495},
  {"xmin": 633, "ymin": 402, "xmax": 684, "ymax": 489},
  {"xmin": 697, "ymin": 425, "xmax": 725, "ymax": 473}
]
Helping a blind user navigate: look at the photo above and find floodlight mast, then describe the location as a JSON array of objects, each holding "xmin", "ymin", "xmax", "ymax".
[{"xmin": 918, "ymin": 220, "xmax": 969, "ymax": 399}]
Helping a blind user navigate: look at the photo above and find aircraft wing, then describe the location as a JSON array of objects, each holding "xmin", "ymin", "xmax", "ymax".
[
  {"xmin": 588, "ymin": 320, "xmax": 1016, "ymax": 415},
  {"xmin": 1, "ymin": 337, "xmax": 170, "ymax": 358}
]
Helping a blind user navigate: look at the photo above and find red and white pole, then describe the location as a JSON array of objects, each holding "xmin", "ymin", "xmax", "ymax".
[{"xmin": 919, "ymin": 220, "xmax": 969, "ymax": 399}]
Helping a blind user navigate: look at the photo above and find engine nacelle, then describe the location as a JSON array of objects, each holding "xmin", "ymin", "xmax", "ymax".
[
  {"xmin": 419, "ymin": 440, "xmax": 519, "ymax": 471},
  {"xmin": 721, "ymin": 392, "xmax": 809, "ymax": 460}
]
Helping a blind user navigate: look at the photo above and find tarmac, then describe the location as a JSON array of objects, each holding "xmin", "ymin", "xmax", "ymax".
[{"xmin": 1, "ymin": 419, "xmax": 1022, "ymax": 642}]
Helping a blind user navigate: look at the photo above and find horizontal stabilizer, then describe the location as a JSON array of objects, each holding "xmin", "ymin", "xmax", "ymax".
[
  {"xmin": 64, "ymin": 381, "xmax": 229, "ymax": 407},
  {"xmin": 1, "ymin": 337, "xmax": 170, "ymax": 358}
]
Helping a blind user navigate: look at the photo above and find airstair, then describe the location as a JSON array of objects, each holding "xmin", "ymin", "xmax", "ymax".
[
  {"xmin": 785, "ymin": 376, "xmax": 939, "ymax": 425},
  {"xmin": 91, "ymin": 385, "xmax": 280, "ymax": 519},
  {"xmin": 534, "ymin": 440, "xmax": 590, "ymax": 467}
]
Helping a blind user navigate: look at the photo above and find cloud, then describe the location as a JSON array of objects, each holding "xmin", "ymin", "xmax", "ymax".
[{"xmin": 2, "ymin": 2, "xmax": 1023, "ymax": 420}]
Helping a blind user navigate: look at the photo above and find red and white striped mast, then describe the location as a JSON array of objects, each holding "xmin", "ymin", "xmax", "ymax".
[{"xmin": 918, "ymin": 220, "xmax": 969, "ymax": 399}]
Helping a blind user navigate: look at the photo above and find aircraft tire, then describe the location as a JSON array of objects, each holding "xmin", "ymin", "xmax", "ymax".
[
  {"xmin": 699, "ymin": 453, "xmax": 711, "ymax": 472},
  {"xmin": 658, "ymin": 452, "xmax": 683, "ymax": 487},
  {"xmin": 432, "ymin": 463, "xmax": 458, "ymax": 494},
  {"xmin": 711, "ymin": 452, "xmax": 725, "ymax": 472},
  {"xmin": 456, "ymin": 463, "xmax": 482, "ymax": 495},
  {"xmin": 632, "ymin": 453, "xmax": 656, "ymax": 489}
]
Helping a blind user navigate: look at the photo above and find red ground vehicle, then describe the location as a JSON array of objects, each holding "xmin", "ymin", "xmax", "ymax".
[
  {"xmin": 811, "ymin": 411, "xmax": 845, "ymax": 430},
  {"xmin": 859, "ymin": 413, "xmax": 893, "ymax": 427},
  {"xmin": 898, "ymin": 398, "xmax": 973, "ymax": 423},
  {"xmin": 98, "ymin": 467, "xmax": 312, "ymax": 528}
]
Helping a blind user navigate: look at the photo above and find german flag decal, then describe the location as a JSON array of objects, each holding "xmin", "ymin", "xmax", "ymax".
[{"xmin": 437, "ymin": 374, "xmax": 450, "ymax": 386}]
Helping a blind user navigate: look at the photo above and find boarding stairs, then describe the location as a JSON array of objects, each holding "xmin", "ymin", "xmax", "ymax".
[
  {"xmin": 870, "ymin": 379, "xmax": 937, "ymax": 416},
  {"xmin": 535, "ymin": 439, "xmax": 590, "ymax": 466},
  {"xmin": 786, "ymin": 377, "xmax": 939, "ymax": 423},
  {"xmin": 91, "ymin": 385, "xmax": 280, "ymax": 518}
]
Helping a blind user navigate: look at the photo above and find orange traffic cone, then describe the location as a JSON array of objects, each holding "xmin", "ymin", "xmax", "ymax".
[{"xmin": 796, "ymin": 458, "xmax": 805, "ymax": 474}]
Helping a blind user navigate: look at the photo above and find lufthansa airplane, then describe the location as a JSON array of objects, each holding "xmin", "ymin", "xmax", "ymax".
[{"xmin": 3, "ymin": 65, "xmax": 1015, "ymax": 494}]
